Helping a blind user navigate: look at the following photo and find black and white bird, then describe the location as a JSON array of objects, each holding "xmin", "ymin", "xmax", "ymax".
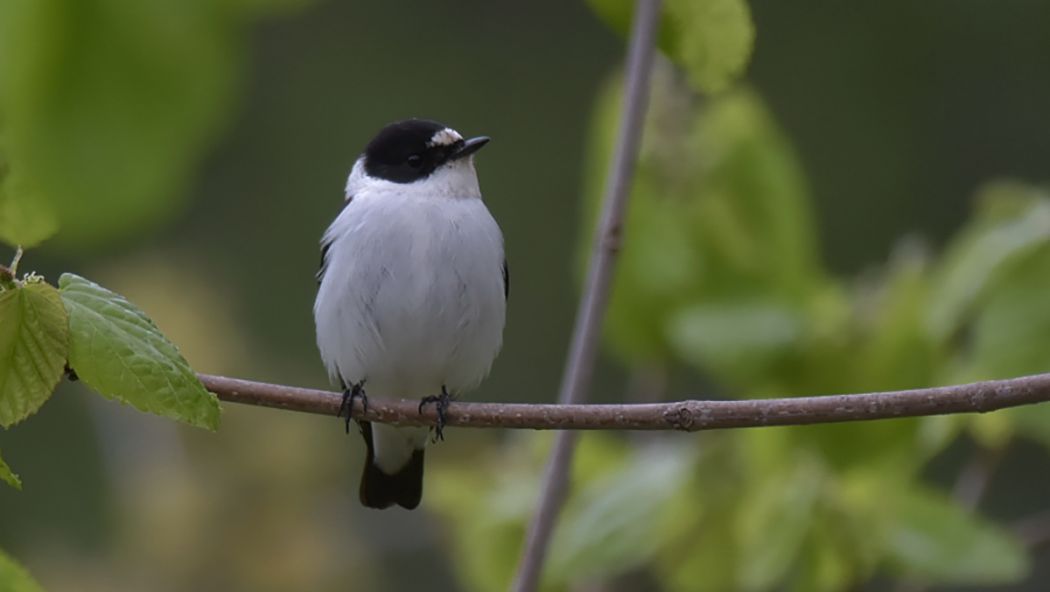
[{"xmin": 314, "ymin": 119, "xmax": 507, "ymax": 510}]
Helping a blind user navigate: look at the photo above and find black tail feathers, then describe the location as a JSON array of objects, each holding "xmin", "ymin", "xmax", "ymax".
[{"xmin": 358, "ymin": 421, "xmax": 424, "ymax": 510}]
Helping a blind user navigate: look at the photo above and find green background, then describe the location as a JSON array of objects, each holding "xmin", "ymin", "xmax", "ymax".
[{"xmin": 1, "ymin": 0, "xmax": 1049, "ymax": 590}]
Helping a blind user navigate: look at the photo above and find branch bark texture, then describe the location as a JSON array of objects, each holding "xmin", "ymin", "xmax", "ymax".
[{"xmin": 201, "ymin": 372, "xmax": 1050, "ymax": 431}]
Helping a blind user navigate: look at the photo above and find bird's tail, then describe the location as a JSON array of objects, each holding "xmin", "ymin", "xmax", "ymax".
[{"xmin": 358, "ymin": 421, "xmax": 425, "ymax": 510}]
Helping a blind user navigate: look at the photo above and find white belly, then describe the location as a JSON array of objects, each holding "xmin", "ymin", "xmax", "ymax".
[{"xmin": 314, "ymin": 190, "xmax": 506, "ymax": 400}]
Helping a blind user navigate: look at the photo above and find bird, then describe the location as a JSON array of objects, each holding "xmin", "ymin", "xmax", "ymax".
[{"xmin": 314, "ymin": 119, "xmax": 508, "ymax": 510}]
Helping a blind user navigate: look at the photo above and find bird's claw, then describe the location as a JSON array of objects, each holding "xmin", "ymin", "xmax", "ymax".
[
  {"xmin": 339, "ymin": 382, "xmax": 367, "ymax": 434},
  {"xmin": 418, "ymin": 386, "xmax": 452, "ymax": 442}
]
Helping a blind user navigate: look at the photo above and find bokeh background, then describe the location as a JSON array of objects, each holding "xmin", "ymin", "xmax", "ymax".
[{"xmin": 2, "ymin": 0, "xmax": 1050, "ymax": 590}]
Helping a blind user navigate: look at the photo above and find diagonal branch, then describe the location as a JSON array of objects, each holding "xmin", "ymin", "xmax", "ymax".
[
  {"xmin": 510, "ymin": 0, "xmax": 662, "ymax": 589},
  {"xmin": 201, "ymin": 372, "xmax": 1050, "ymax": 431}
]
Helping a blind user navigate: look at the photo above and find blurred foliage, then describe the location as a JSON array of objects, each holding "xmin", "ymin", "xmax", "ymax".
[
  {"xmin": 587, "ymin": 0, "xmax": 753, "ymax": 93},
  {"xmin": 0, "ymin": 0, "xmax": 1047, "ymax": 590},
  {"xmin": 884, "ymin": 485, "xmax": 1027, "ymax": 585},
  {"xmin": 0, "ymin": 0, "xmax": 311, "ymax": 587},
  {"xmin": 0, "ymin": 549, "xmax": 44, "ymax": 592},
  {"xmin": 0, "ymin": 0, "xmax": 307, "ymax": 248},
  {"xmin": 926, "ymin": 184, "xmax": 1050, "ymax": 347},
  {"xmin": 580, "ymin": 66, "xmax": 826, "ymax": 371},
  {"xmin": 0, "ymin": 0, "xmax": 299, "ymax": 503},
  {"xmin": 427, "ymin": 47, "xmax": 1050, "ymax": 592},
  {"xmin": 0, "ymin": 269, "xmax": 225, "ymax": 584},
  {"xmin": 0, "ymin": 450, "xmax": 19, "ymax": 490}
]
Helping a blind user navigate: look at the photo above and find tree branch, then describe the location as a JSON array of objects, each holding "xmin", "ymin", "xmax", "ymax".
[
  {"xmin": 510, "ymin": 0, "xmax": 662, "ymax": 588},
  {"xmin": 201, "ymin": 372, "xmax": 1050, "ymax": 431}
]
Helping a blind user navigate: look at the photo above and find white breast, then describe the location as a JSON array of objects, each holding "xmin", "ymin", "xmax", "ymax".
[{"xmin": 313, "ymin": 175, "xmax": 506, "ymax": 400}]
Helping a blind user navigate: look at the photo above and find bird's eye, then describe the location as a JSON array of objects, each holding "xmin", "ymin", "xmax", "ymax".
[{"xmin": 407, "ymin": 154, "xmax": 423, "ymax": 168}]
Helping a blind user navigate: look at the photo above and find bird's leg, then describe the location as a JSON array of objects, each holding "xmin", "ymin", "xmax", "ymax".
[
  {"xmin": 339, "ymin": 381, "xmax": 367, "ymax": 434},
  {"xmin": 418, "ymin": 385, "xmax": 453, "ymax": 442}
]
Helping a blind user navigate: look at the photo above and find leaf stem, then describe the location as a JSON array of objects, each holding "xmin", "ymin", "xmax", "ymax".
[{"xmin": 9, "ymin": 246, "xmax": 23, "ymax": 277}]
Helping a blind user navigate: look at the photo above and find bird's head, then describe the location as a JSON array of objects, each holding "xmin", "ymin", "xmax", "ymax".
[{"xmin": 348, "ymin": 119, "xmax": 490, "ymax": 199}]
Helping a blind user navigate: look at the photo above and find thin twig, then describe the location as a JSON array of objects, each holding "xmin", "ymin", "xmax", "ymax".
[
  {"xmin": 201, "ymin": 372, "xmax": 1050, "ymax": 430},
  {"xmin": 510, "ymin": 1, "xmax": 662, "ymax": 589}
]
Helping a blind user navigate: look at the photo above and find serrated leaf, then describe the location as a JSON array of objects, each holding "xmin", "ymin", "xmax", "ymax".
[
  {"xmin": 0, "ymin": 281, "xmax": 69, "ymax": 427},
  {"xmin": 587, "ymin": 0, "xmax": 753, "ymax": 93},
  {"xmin": 0, "ymin": 449, "xmax": 21, "ymax": 490},
  {"xmin": 886, "ymin": 486, "xmax": 1029, "ymax": 584},
  {"xmin": 58, "ymin": 273, "xmax": 220, "ymax": 430},
  {"xmin": 0, "ymin": 549, "xmax": 45, "ymax": 592}
]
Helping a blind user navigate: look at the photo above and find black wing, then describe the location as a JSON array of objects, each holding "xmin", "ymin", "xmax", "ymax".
[
  {"xmin": 501, "ymin": 260, "xmax": 509, "ymax": 301},
  {"xmin": 317, "ymin": 197, "xmax": 353, "ymax": 284},
  {"xmin": 316, "ymin": 238, "xmax": 332, "ymax": 284}
]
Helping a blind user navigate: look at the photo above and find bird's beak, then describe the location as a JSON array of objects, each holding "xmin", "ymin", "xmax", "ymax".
[{"xmin": 450, "ymin": 136, "xmax": 490, "ymax": 161}]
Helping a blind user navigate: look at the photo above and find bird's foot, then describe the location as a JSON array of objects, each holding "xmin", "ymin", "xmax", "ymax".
[
  {"xmin": 418, "ymin": 386, "xmax": 453, "ymax": 442},
  {"xmin": 339, "ymin": 381, "xmax": 367, "ymax": 434}
]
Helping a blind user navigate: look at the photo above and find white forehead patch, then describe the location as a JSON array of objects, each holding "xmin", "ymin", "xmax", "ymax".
[{"xmin": 427, "ymin": 128, "xmax": 463, "ymax": 148}]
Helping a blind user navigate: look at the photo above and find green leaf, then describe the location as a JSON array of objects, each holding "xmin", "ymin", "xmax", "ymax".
[
  {"xmin": 58, "ymin": 273, "xmax": 220, "ymax": 430},
  {"xmin": 966, "ymin": 244, "xmax": 1050, "ymax": 379},
  {"xmin": 886, "ymin": 486, "xmax": 1029, "ymax": 584},
  {"xmin": 0, "ymin": 280, "xmax": 69, "ymax": 427},
  {"xmin": 580, "ymin": 72, "xmax": 824, "ymax": 368},
  {"xmin": 665, "ymin": 0, "xmax": 754, "ymax": 93},
  {"xmin": 0, "ymin": 549, "xmax": 45, "ymax": 592},
  {"xmin": 0, "ymin": 449, "xmax": 21, "ymax": 490},
  {"xmin": 734, "ymin": 457, "xmax": 822, "ymax": 590},
  {"xmin": 961, "ymin": 244, "xmax": 1050, "ymax": 450},
  {"xmin": 691, "ymin": 89, "xmax": 824, "ymax": 297},
  {"xmin": 546, "ymin": 444, "xmax": 696, "ymax": 582},
  {"xmin": 587, "ymin": 0, "xmax": 754, "ymax": 93},
  {"xmin": 668, "ymin": 300, "xmax": 804, "ymax": 382},
  {"xmin": 852, "ymin": 245, "xmax": 940, "ymax": 390},
  {"xmin": 0, "ymin": 0, "xmax": 239, "ymax": 246},
  {"xmin": 427, "ymin": 433, "xmax": 638, "ymax": 592},
  {"xmin": 927, "ymin": 182, "xmax": 1050, "ymax": 342},
  {"xmin": 576, "ymin": 67, "xmax": 705, "ymax": 362}
]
